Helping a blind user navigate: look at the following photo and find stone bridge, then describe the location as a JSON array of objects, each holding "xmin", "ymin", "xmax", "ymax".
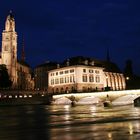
[{"xmin": 52, "ymin": 89, "xmax": 140, "ymax": 106}]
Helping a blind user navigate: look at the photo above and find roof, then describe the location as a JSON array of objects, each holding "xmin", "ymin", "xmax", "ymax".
[
  {"xmin": 17, "ymin": 60, "xmax": 30, "ymax": 67},
  {"xmin": 34, "ymin": 56, "xmax": 122, "ymax": 73},
  {"xmin": 35, "ymin": 61, "xmax": 58, "ymax": 68},
  {"xmin": 63, "ymin": 56, "xmax": 121, "ymax": 73}
]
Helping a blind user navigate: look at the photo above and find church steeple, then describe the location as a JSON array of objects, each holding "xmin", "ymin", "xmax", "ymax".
[{"xmin": 2, "ymin": 11, "xmax": 17, "ymax": 88}]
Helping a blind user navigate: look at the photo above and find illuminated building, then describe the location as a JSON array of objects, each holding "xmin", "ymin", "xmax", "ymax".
[
  {"xmin": 0, "ymin": 11, "xmax": 34, "ymax": 90},
  {"xmin": 48, "ymin": 56, "xmax": 126, "ymax": 93}
]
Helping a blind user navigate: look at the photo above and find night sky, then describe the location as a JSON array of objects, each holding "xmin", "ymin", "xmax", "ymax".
[{"xmin": 0, "ymin": 0, "xmax": 140, "ymax": 75}]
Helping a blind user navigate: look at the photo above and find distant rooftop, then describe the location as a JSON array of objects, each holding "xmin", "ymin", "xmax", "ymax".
[{"xmin": 35, "ymin": 56, "xmax": 122, "ymax": 73}]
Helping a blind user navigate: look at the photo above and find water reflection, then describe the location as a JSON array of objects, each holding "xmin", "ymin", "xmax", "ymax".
[{"xmin": 0, "ymin": 105, "xmax": 140, "ymax": 140}]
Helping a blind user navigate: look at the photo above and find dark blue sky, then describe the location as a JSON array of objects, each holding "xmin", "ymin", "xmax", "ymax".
[{"xmin": 0, "ymin": 0, "xmax": 140, "ymax": 75}]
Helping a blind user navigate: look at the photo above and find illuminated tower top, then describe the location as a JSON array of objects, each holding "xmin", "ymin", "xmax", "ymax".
[{"xmin": 5, "ymin": 10, "xmax": 15, "ymax": 32}]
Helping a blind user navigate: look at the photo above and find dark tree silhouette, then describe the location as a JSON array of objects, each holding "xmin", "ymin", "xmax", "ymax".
[
  {"xmin": 0, "ymin": 65, "xmax": 12, "ymax": 89},
  {"xmin": 124, "ymin": 60, "xmax": 140, "ymax": 89},
  {"xmin": 124, "ymin": 59, "xmax": 133, "ymax": 77}
]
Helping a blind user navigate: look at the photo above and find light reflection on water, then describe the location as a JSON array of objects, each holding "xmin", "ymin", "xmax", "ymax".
[{"xmin": 0, "ymin": 105, "xmax": 140, "ymax": 140}]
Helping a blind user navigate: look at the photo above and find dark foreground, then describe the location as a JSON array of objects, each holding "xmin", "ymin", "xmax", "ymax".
[{"xmin": 0, "ymin": 104, "xmax": 140, "ymax": 140}]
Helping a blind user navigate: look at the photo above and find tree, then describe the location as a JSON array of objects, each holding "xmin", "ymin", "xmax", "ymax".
[{"xmin": 0, "ymin": 65, "xmax": 12, "ymax": 89}]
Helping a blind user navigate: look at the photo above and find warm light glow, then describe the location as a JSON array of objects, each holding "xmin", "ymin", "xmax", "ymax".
[
  {"xmin": 108, "ymin": 132, "xmax": 112, "ymax": 139},
  {"xmin": 126, "ymin": 77, "xmax": 130, "ymax": 80},
  {"xmin": 129, "ymin": 123, "xmax": 133, "ymax": 135},
  {"xmin": 19, "ymin": 95, "xmax": 23, "ymax": 98},
  {"xmin": 29, "ymin": 95, "xmax": 32, "ymax": 98},
  {"xmin": 24, "ymin": 95, "xmax": 27, "ymax": 98},
  {"xmin": 64, "ymin": 105, "xmax": 70, "ymax": 111},
  {"xmin": 8, "ymin": 95, "xmax": 12, "ymax": 98}
]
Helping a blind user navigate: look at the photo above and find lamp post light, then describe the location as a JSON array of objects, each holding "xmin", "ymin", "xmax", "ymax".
[
  {"xmin": 126, "ymin": 77, "xmax": 130, "ymax": 80},
  {"xmin": 126, "ymin": 76, "xmax": 130, "ymax": 89}
]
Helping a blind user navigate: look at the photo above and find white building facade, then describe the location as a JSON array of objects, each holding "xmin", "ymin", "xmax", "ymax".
[{"xmin": 48, "ymin": 65, "xmax": 126, "ymax": 93}]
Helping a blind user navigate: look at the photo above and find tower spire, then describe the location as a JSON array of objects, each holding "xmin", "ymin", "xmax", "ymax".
[
  {"xmin": 5, "ymin": 10, "xmax": 15, "ymax": 31},
  {"xmin": 21, "ymin": 37, "xmax": 26, "ymax": 62}
]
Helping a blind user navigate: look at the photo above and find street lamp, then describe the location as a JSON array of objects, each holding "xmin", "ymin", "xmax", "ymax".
[{"xmin": 126, "ymin": 77, "xmax": 130, "ymax": 80}]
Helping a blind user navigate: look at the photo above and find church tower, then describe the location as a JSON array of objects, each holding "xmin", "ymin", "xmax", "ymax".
[{"xmin": 1, "ymin": 11, "xmax": 17, "ymax": 88}]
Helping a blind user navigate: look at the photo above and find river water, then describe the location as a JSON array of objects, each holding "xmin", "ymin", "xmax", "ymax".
[{"xmin": 0, "ymin": 105, "xmax": 140, "ymax": 140}]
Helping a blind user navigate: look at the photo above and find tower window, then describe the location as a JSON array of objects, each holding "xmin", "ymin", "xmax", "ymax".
[{"xmin": 4, "ymin": 45, "xmax": 8, "ymax": 51}]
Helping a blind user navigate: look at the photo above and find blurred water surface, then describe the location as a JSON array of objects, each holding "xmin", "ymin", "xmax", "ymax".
[{"xmin": 0, "ymin": 105, "xmax": 140, "ymax": 140}]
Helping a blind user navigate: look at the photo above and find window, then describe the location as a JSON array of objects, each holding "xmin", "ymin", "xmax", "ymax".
[
  {"xmin": 55, "ymin": 79, "xmax": 59, "ymax": 84},
  {"xmin": 65, "ymin": 77, "xmax": 67, "ymax": 83},
  {"xmin": 83, "ymin": 69, "xmax": 86, "ymax": 73},
  {"xmin": 5, "ymin": 36, "xmax": 9, "ymax": 40},
  {"xmin": 51, "ymin": 73, "xmax": 54, "ymax": 76},
  {"xmin": 82, "ymin": 75, "xmax": 87, "ymax": 82},
  {"xmin": 89, "ymin": 69, "xmax": 93, "ymax": 73},
  {"xmin": 51, "ymin": 79, "xmax": 54, "ymax": 85},
  {"xmin": 95, "ymin": 76, "xmax": 100, "ymax": 83},
  {"xmin": 70, "ymin": 69, "xmax": 74, "ymax": 73},
  {"xmin": 70, "ymin": 76, "xmax": 72, "ymax": 82},
  {"xmin": 60, "ymin": 71, "xmax": 63, "ymax": 75},
  {"xmin": 60, "ymin": 78, "xmax": 64, "ymax": 84},
  {"xmin": 89, "ymin": 75, "xmax": 94, "ymax": 82},
  {"xmin": 65, "ymin": 70, "xmax": 69, "ymax": 74},
  {"xmin": 64, "ymin": 77, "xmax": 69, "ymax": 83},
  {"xmin": 50, "ymin": 73, "xmax": 53, "ymax": 76},
  {"xmin": 4, "ymin": 45, "xmax": 8, "ymax": 51},
  {"xmin": 95, "ymin": 70, "xmax": 100, "ymax": 74},
  {"xmin": 56, "ymin": 72, "xmax": 58, "ymax": 75}
]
